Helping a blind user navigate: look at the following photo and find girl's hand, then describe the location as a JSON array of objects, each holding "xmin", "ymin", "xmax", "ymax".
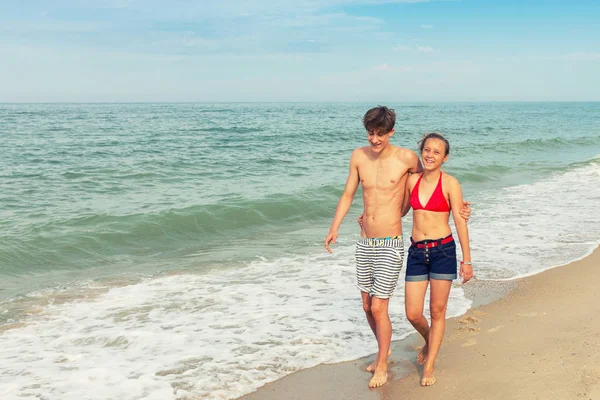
[{"xmin": 460, "ymin": 262, "xmax": 473, "ymax": 283}]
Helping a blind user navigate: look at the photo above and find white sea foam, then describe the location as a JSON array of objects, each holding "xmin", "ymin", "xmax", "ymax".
[
  {"xmin": 467, "ymin": 159, "xmax": 600, "ymax": 280},
  {"xmin": 2, "ymin": 162, "xmax": 599, "ymax": 400},
  {"xmin": 0, "ymin": 242, "xmax": 470, "ymax": 400}
]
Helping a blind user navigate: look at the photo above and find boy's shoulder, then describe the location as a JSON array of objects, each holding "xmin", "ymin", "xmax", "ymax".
[
  {"xmin": 390, "ymin": 145, "xmax": 419, "ymax": 162},
  {"xmin": 351, "ymin": 146, "xmax": 371, "ymax": 158}
]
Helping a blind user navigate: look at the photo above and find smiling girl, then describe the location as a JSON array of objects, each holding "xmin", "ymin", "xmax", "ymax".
[{"xmin": 403, "ymin": 132, "xmax": 473, "ymax": 387}]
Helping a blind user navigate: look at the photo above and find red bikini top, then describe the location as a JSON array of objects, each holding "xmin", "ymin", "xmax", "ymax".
[{"xmin": 409, "ymin": 172, "xmax": 450, "ymax": 213}]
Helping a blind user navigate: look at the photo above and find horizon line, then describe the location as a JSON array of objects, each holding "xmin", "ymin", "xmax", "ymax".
[{"xmin": 2, "ymin": 100, "xmax": 600, "ymax": 105}]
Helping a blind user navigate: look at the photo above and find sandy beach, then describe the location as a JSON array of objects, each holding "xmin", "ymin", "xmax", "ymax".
[{"xmin": 239, "ymin": 246, "xmax": 600, "ymax": 400}]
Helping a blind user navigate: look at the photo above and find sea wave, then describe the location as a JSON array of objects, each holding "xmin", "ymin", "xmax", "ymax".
[{"xmin": 0, "ymin": 185, "xmax": 344, "ymax": 276}]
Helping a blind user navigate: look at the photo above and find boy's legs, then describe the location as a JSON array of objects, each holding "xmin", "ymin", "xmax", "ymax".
[
  {"xmin": 357, "ymin": 239, "xmax": 381, "ymax": 374},
  {"xmin": 367, "ymin": 238, "xmax": 403, "ymax": 387},
  {"xmin": 356, "ymin": 238, "xmax": 377, "ymax": 336},
  {"xmin": 361, "ymin": 291, "xmax": 377, "ymax": 336},
  {"xmin": 356, "ymin": 237, "xmax": 402, "ymax": 387},
  {"xmin": 363, "ymin": 292, "xmax": 393, "ymax": 374},
  {"xmin": 368, "ymin": 295, "xmax": 391, "ymax": 388}
]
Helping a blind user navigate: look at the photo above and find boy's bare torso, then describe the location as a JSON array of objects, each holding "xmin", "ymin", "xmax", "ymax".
[{"xmin": 356, "ymin": 145, "xmax": 412, "ymax": 238}]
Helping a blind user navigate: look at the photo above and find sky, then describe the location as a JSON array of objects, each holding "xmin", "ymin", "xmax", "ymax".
[{"xmin": 1, "ymin": 0, "xmax": 599, "ymax": 102}]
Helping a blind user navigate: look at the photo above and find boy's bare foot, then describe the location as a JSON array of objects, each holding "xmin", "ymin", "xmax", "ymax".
[
  {"xmin": 417, "ymin": 344, "xmax": 428, "ymax": 365},
  {"xmin": 366, "ymin": 349, "xmax": 392, "ymax": 372},
  {"xmin": 369, "ymin": 370, "xmax": 388, "ymax": 388},
  {"xmin": 421, "ymin": 368, "xmax": 436, "ymax": 386}
]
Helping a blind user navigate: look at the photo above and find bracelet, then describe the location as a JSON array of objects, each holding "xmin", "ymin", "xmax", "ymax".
[{"xmin": 460, "ymin": 261, "xmax": 472, "ymax": 265}]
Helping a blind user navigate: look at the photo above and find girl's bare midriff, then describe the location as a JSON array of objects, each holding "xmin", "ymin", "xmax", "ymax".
[{"xmin": 411, "ymin": 210, "xmax": 452, "ymax": 241}]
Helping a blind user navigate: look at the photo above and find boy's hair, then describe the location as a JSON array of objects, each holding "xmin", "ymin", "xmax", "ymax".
[
  {"xmin": 418, "ymin": 132, "xmax": 450, "ymax": 155},
  {"xmin": 363, "ymin": 106, "xmax": 396, "ymax": 134}
]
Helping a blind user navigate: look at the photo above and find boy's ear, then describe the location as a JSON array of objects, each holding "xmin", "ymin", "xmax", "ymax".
[{"xmin": 389, "ymin": 129, "xmax": 395, "ymax": 137}]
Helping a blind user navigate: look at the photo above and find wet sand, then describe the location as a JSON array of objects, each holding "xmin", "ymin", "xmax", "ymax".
[{"xmin": 238, "ymin": 246, "xmax": 600, "ymax": 400}]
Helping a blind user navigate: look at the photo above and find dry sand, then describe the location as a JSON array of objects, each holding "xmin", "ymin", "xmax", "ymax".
[{"xmin": 238, "ymin": 246, "xmax": 600, "ymax": 400}]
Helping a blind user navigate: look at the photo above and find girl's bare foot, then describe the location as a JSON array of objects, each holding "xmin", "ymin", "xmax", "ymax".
[{"xmin": 421, "ymin": 368, "xmax": 436, "ymax": 386}]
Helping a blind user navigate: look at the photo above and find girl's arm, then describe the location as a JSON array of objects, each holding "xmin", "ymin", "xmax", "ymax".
[{"xmin": 447, "ymin": 175, "xmax": 473, "ymax": 283}]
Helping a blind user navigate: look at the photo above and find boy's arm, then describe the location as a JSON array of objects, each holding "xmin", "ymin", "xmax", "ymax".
[
  {"xmin": 448, "ymin": 176, "xmax": 473, "ymax": 283},
  {"xmin": 406, "ymin": 150, "xmax": 424, "ymax": 174},
  {"xmin": 325, "ymin": 150, "xmax": 360, "ymax": 253},
  {"xmin": 459, "ymin": 202, "xmax": 472, "ymax": 222},
  {"xmin": 401, "ymin": 175, "xmax": 414, "ymax": 218},
  {"xmin": 399, "ymin": 151, "xmax": 421, "ymax": 217}
]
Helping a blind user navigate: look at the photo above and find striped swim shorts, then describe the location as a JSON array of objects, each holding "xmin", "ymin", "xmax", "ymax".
[{"xmin": 355, "ymin": 236, "xmax": 404, "ymax": 299}]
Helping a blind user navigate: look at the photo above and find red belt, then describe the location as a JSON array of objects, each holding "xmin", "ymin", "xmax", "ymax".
[{"xmin": 412, "ymin": 235, "xmax": 454, "ymax": 249}]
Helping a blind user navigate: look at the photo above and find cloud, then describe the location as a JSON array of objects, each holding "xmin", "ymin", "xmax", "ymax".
[
  {"xmin": 417, "ymin": 46, "xmax": 435, "ymax": 53},
  {"xmin": 372, "ymin": 63, "xmax": 413, "ymax": 72},
  {"xmin": 42, "ymin": 0, "xmax": 433, "ymax": 19},
  {"xmin": 420, "ymin": 24, "xmax": 433, "ymax": 29},
  {"xmin": 0, "ymin": 20, "xmax": 109, "ymax": 33},
  {"xmin": 181, "ymin": 32, "xmax": 220, "ymax": 49},
  {"xmin": 393, "ymin": 44, "xmax": 412, "ymax": 51},
  {"xmin": 556, "ymin": 52, "xmax": 600, "ymax": 61},
  {"xmin": 0, "ymin": 3, "xmax": 390, "ymax": 57}
]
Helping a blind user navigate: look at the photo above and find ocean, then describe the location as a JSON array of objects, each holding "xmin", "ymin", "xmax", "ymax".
[{"xmin": 1, "ymin": 102, "xmax": 599, "ymax": 399}]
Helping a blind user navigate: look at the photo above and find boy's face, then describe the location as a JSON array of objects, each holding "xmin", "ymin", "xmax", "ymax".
[{"xmin": 367, "ymin": 129, "xmax": 394, "ymax": 153}]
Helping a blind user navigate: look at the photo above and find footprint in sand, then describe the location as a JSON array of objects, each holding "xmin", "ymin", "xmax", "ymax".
[
  {"xmin": 487, "ymin": 325, "xmax": 504, "ymax": 334},
  {"xmin": 462, "ymin": 339, "xmax": 477, "ymax": 347},
  {"xmin": 516, "ymin": 312, "xmax": 546, "ymax": 317},
  {"xmin": 458, "ymin": 315, "xmax": 480, "ymax": 325},
  {"xmin": 459, "ymin": 326, "xmax": 480, "ymax": 333},
  {"xmin": 456, "ymin": 315, "xmax": 481, "ymax": 337}
]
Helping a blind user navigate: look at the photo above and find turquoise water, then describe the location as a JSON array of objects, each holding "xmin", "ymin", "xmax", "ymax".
[{"xmin": 1, "ymin": 102, "xmax": 600, "ymax": 399}]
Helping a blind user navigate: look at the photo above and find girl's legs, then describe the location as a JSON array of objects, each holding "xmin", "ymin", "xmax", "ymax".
[
  {"xmin": 405, "ymin": 281, "xmax": 431, "ymax": 364},
  {"xmin": 422, "ymin": 278, "xmax": 452, "ymax": 386}
]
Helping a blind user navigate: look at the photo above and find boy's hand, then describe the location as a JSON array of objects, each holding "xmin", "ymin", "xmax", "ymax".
[
  {"xmin": 459, "ymin": 263, "xmax": 473, "ymax": 283},
  {"xmin": 324, "ymin": 231, "xmax": 338, "ymax": 254},
  {"xmin": 357, "ymin": 214, "xmax": 364, "ymax": 228},
  {"xmin": 460, "ymin": 201, "xmax": 472, "ymax": 222}
]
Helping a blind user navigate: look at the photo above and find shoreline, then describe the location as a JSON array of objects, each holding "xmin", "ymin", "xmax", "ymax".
[{"xmin": 237, "ymin": 246, "xmax": 600, "ymax": 400}]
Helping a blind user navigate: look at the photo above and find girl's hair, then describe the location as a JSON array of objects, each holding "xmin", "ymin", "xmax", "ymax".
[{"xmin": 418, "ymin": 132, "xmax": 450, "ymax": 155}]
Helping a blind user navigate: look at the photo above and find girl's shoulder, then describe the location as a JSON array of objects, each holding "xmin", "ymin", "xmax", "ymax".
[{"xmin": 441, "ymin": 171, "xmax": 461, "ymax": 189}]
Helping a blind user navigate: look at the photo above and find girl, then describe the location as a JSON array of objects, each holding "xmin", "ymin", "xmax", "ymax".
[{"xmin": 403, "ymin": 132, "xmax": 473, "ymax": 386}]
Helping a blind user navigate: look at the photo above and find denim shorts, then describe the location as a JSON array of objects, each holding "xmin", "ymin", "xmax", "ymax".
[{"xmin": 405, "ymin": 234, "xmax": 457, "ymax": 281}]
